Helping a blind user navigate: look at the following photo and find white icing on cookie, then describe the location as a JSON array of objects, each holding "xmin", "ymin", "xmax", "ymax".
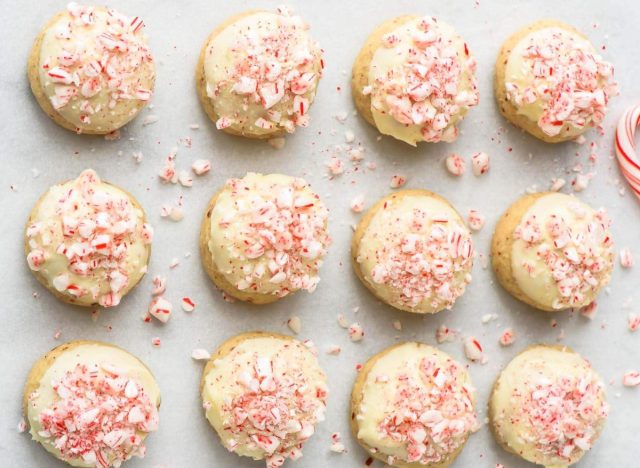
[
  {"xmin": 26, "ymin": 170, "xmax": 152, "ymax": 307},
  {"xmin": 37, "ymin": 3, "xmax": 154, "ymax": 132},
  {"xmin": 368, "ymin": 16, "xmax": 479, "ymax": 145},
  {"xmin": 491, "ymin": 346, "xmax": 608, "ymax": 467},
  {"xmin": 206, "ymin": 173, "xmax": 330, "ymax": 298},
  {"xmin": 355, "ymin": 193, "xmax": 473, "ymax": 313},
  {"xmin": 203, "ymin": 8, "xmax": 323, "ymax": 136},
  {"xmin": 26, "ymin": 342, "xmax": 160, "ymax": 467},
  {"xmin": 511, "ymin": 193, "xmax": 613, "ymax": 310},
  {"xmin": 356, "ymin": 342, "xmax": 478, "ymax": 465},
  {"xmin": 202, "ymin": 335, "xmax": 327, "ymax": 467},
  {"xmin": 504, "ymin": 25, "xmax": 617, "ymax": 138}
]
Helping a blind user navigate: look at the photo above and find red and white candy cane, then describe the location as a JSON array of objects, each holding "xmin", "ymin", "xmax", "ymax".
[{"xmin": 615, "ymin": 105, "xmax": 640, "ymax": 201}]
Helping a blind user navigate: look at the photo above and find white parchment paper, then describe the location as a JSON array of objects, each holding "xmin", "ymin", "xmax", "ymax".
[{"xmin": 1, "ymin": 0, "xmax": 639, "ymax": 467}]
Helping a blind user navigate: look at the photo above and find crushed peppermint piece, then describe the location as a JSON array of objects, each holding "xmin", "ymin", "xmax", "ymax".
[
  {"xmin": 471, "ymin": 152, "xmax": 490, "ymax": 176},
  {"xmin": 463, "ymin": 336, "xmax": 486, "ymax": 363},
  {"xmin": 467, "ymin": 209, "xmax": 485, "ymax": 231},
  {"xmin": 622, "ymin": 371, "xmax": 640, "ymax": 387},
  {"xmin": 326, "ymin": 345, "xmax": 341, "ymax": 355},
  {"xmin": 350, "ymin": 194, "xmax": 365, "ymax": 213},
  {"xmin": 151, "ymin": 276, "xmax": 166, "ymax": 296},
  {"xmin": 435, "ymin": 325, "xmax": 457, "ymax": 343},
  {"xmin": 337, "ymin": 314, "xmax": 349, "ymax": 328},
  {"xmin": 151, "ymin": 337, "xmax": 161, "ymax": 347},
  {"xmin": 580, "ymin": 301, "xmax": 598, "ymax": 320},
  {"xmin": 445, "ymin": 154, "xmax": 466, "ymax": 176},
  {"xmin": 192, "ymin": 159, "xmax": 211, "ymax": 175},
  {"xmin": 148, "ymin": 296, "xmax": 172, "ymax": 323},
  {"xmin": 549, "ymin": 177, "xmax": 566, "ymax": 192},
  {"xmin": 499, "ymin": 328, "xmax": 516, "ymax": 346},
  {"xmin": 132, "ymin": 151, "xmax": 143, "ymax": 163},
  {"xmin": 392, "ymin": 320, "xmax": 402, "ymax": 331},
  {"xmin": 389, "ymin": 175, "xmax": 407, "ymax": 188},
  {"xmin": 268, "ymin": 137, "xmax": 286, "ymax": 150},
  {"xmin": 619, "ymin": 248, "xmax": 634, "ymax": 268},
  {"xmin": 348, "ymin": 322, "xmax": 364, "ymax": 342},
  {"xmin": 287, "ymin": 316, "xmax": 302, "ymax": 334},
  {"xmin": 628, "ymin": 313, "xmax": 640, "ymax": 332},
  {"xmin": 191, "ymin": 349, "xmax": 211, "ymax": 361},
  {"xmin": 181, "ymin": 297, "xmax": 196, "ymax": 312}
]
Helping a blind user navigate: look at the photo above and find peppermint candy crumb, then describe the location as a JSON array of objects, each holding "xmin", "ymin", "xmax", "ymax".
[
  {"xmin": 191, "ymin": 349, "xmax": 211, "ymax": 361},
  {"xmin": 287, "ymin": 316, "xmax": 301, "ymax": 334}
]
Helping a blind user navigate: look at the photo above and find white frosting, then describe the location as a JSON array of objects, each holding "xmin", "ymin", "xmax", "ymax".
[
  {"xmin": 356, "ymin": 343, "xmax": 478, "ymax": 465},
  {"xmin": 491, "ymin": 346, "xmax": 608, "ymax": 467},
  {"xmin": 510, "ymin": 193, "xmax": 613, "ymax": 310},
  {"xmin": 37, "ymin": 4, "xmax": 154, "ymax": 132},
  {"xmin": 202, "ymin": 335, "xmax": 327, "ymax": 464},
  {"xmin": 367, "ymin": 16, "xmax": 478, "ymax": 145},
  {"xmin": 206, "ymin": 173, "xmax": 330, "ymax": 299},
  {"xmin": 26, "ymin": 343, "xmax": 160, "ymax": 467},
  {"xmin": 355, "ymin": 193, "xmax": 473, "ymax": 313},
  {"xmin": 203, "ymin": 9, "xmax": 322, "ymax": 135},
  {"xmin": 26, "ymin": 170, "xmax": 151, "ymax": 307}
]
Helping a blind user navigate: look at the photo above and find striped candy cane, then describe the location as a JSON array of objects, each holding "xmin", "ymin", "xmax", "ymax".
[{"xmin": 615, "ymin": 105, "xmax": 640, "ymax": 201}]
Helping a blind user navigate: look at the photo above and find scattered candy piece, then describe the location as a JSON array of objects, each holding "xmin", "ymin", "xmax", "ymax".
[
  {"xmin": 628, "ymin": 313, "xmax": 640, "ymax": 332},
  {"xmin": 499, "ymin": 328, "xmax": 516, "ymax": 346},
  {"xmin": 348, "ymin": 323, "xmax": 364, "ymax": 342},
  {"xmin": 622, "ymin": 371, "xmax": 640, "ymax": 387},
  {"xmin": 178, "ymin": 171, "xmax": 193, "ymax": 187},
  {"xmin": 151, "ymin": 337, "xmax": 161, "ymax": 347},
  {"xmin": 148, "ymin": 297, "xmax": 172, "ymax": 323},
  {"xmin": 329, "ymin": 432, "xmax": 347, "ymax": 453},
  {"xmin": 267, "ymin": 137, "xmax": 286, "ymax": 149},
  {"xmin": 152, "ymin": 276, "xmax": 166, "ymax": 296},
  {"xmin": 471, "ymin": 152, "xmax": 489, "ymax": 176},
  {"xmin": 181, "ymin": 297, "xmax": 196, "ymax": 312},
  {"xmin": 435, "ymin": 325, "xmax": 456, "ymax": 343},
  {"xmin": 337, "ymin": 314, "xmax": 349, "ymax": 328},
  {"xmin": 327, "ymin": 157, "xmax": 344, "ymax": 176},
  {"xmin": 464, "ymin": 336, "xmax": 486, "ymax": 363},
  {"xmin": 191, "ymin": 349, "xmax": 211, "ymax": 361},
  {"xmin": 572, "ymin": 173, "xmax": 591, "ymax": 192},
  {"xmin": 326, "ymin": 345, "xmax": 341, "ymax": 355},
  {"xmin": 445, "ymin": 153, "xmax": 465, "ymax": 176},
  {"xmin": 620, "ymin": 248, "xmax": 634, "ymax": 268},
  {"xmin": 389, "ymin": 175, "xmax": 407, "ymax": 188},
  {"xmin": 392, "ymin": 320, "xmax": 402, "ymax": 331},
  {"xmin": 17, "ymin": 418, "xmax": 27, "ymax": 433},
  {"xmin": 549, "ymin": 177, "xmax": 566, "ymax": 192},
  {"xmin": 287, "ymin": 316, "xmax": 301, "ymax": 334},
  {"xmin": 350, "ymin": 194, "xmax": 365, "ymax": 213},
  {"xmin": 192, "ymin": 159, "xmax": 211, "ymax": 175},
  {"xmin": 467, "ymin": 209, "xmax": 485, "ymax": 231}
]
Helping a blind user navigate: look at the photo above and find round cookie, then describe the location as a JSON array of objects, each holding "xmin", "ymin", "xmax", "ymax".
[
  {"xmin": 352, "ymin": 15, "xmax": 479, "ymax": 146},
  {"xmin": 25, "ymin": 169, "xmax": 153, "ymax": 308},
  {"xmin": 27, "ymin": 3, "xmax": 155, "ymax": 134},
  {"xmin": 196, "ymin": 7, "xmax": 323, "ymax": 138},
  {"xmin": 489, "ymin": 345, "xmax": 608, "ymax": 467},
  {"xmin": 491, "ymin": 192, "xmax": 614, "ymax": 311},
  {"xmin": 495, "ymin": 20, "xmax": 618, "ymax": 143},
  {"xmin": 350, "ymin": 342, "xmax": 479, "ymax": 467},
  {"xmin": 352, "ymin": 189, "xmax": 474, "ymax": 313},
  {"xmin": 200, "ymin": 332, "xmax": 328, "ymax": 467},
  {"xmin": 23, "ymin": 340, "xmax": 161, "ymax": 467},
  {"xmin": 199, "ymin": 173, "xmax": 330, "ymax": 304}
]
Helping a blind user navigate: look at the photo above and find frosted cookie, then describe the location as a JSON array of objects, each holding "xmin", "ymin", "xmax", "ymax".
[
  {"xmin": 201, "ymin": 332, "xmax": 328, "ymax": 467},
  {"xmin": 352, "ymin": 15, "xmax": 479, "ymax": 146},
  {"xmin": 351, "ymin": 342, "xmax": 479, "ymax": 467},
  {"xmin": 196, "ymin": 7, "xmax": 323, "ymax": 138},
  {"xmin": 25, "ymin": 169, "xmax": 153, "ymax": 307},
  {"xmin": 495, "ymin": 20, "xmax": 618, "ymax": 143},
  {"xmin": 199, "ymin": 173, "xmax": 330, "ymax": 304},
  {"xmin": 27, "ymin": 3, "xmax": 155, "ymax": 134},
  {"xmin": 352, "ymin": 189, "xmax": 474, "ymax": 314},
  {"xmin": 489, "ymin": 345, "xmax": 608, "ymax": 467},
  {"xmin": 491, "ymin": 192, "xmax": 614, "ymax": 311},
  {"xmin": 23, "ymin": 340, "xmax": 161, "ymax": 467}
]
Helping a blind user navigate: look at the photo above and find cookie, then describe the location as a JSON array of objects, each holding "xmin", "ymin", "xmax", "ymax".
[{"xmin": 352, "ymin": 15, "xmax": 479, "ymax": 146}]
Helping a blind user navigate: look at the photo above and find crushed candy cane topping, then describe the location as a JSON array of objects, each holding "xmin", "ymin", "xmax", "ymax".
[
  {"xmin": 26, "ymin": 170, "xmax": 152, "ymax": 307},
  {"xmin": 359, "ymin": 199, "xmax": 474, "ymax": 311},
  {"xmin": 210, "ymin": 174, "xmax": 330, "ymax": 297},
  {"xmin": 513, "ymin": 201, "xmax": 613, "ymax": 309},
  {"xmin": 370, "ymin": 16, "xmax": 479, "ymax": 143},
  {"xmin": 507, "ymin": 364, "xmax": 609, "ymax": 461},
  {"xmin": 208, "ymin": 341, "xmax": 328, "ymax": 468},
  {"xmin": 32, "ymin": 362, "xmax": 158, "ymax": 467},
  {"xmin": 373, "ymin": 354, "xmax": 479, "ymax": 464},
  {"xmin": 40, "ymin": 3, "xmax": 154, "ymax": 130},
  {"xmin": 205, "ymin": 7, "xmax": 323, "ymax": 134},
  {"xmin": 505, "ymin": 27, "xmax": 618, "ymax": 137}
]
